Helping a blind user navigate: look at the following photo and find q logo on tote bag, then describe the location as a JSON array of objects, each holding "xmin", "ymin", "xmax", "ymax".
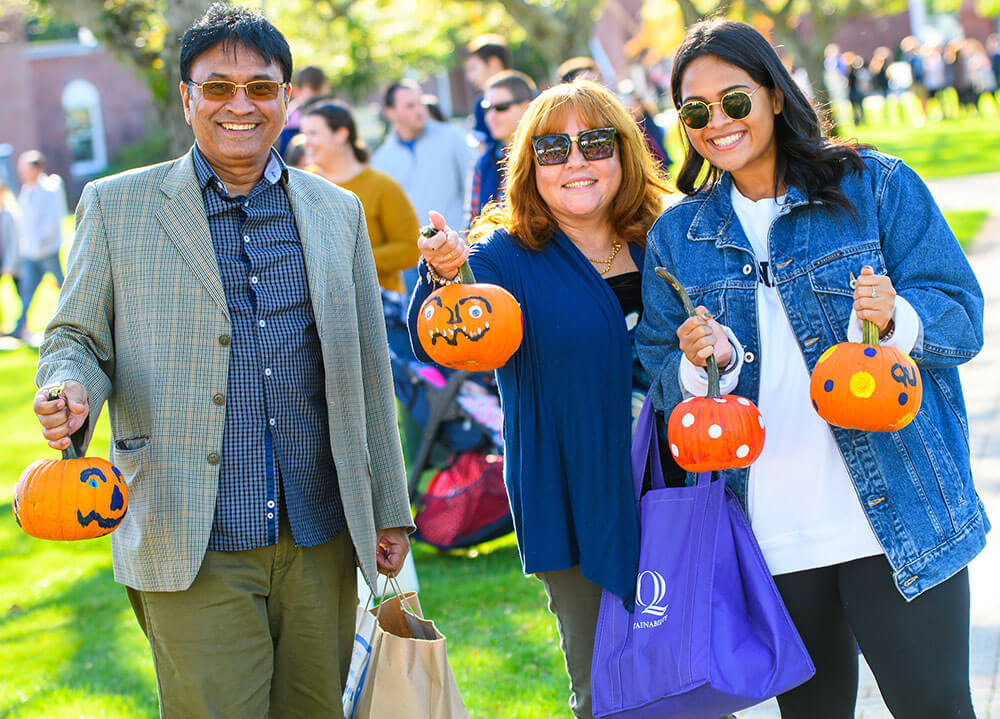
[{"xmin": 635, "ymin": 571, "xmax": 668, "ymax": 620}]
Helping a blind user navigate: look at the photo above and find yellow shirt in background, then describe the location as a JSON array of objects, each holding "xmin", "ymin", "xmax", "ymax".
[{"xmin": 338, "ymin": 166, "xmax": 420, "ymax": 293}]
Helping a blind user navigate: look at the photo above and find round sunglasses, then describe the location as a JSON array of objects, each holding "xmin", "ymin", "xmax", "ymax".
[
  {"xmin": 677, "ymin": 86, "xmax": 762, "ymax": 130},
  {"xmin": 530, "ymin": 127, "xmax": 617, "ymax": 166}
]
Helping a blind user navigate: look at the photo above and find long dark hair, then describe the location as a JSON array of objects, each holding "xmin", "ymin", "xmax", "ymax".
[
  {"xmin": 671, "ymin": 19, "xmax": 865, "ymax": 211},
  {"xmin": 304, "ymin": 102, "xmax": 369, "ymax": 164}
]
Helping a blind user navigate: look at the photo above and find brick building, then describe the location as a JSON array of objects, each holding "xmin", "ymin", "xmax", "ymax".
[{"xmin": 0, "ymin": 13, "xmax": 155, "ymax": 201}]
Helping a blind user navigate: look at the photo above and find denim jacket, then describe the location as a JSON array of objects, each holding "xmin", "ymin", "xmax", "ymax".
[{"xmin": 636, "ymin": 150, "xmax": 989, "ymax": 600}]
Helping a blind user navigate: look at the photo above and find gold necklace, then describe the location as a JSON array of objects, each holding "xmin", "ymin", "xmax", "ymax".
[{"xmin": 584, "ymin": 240, "xmax": 622, "ymax": 275}]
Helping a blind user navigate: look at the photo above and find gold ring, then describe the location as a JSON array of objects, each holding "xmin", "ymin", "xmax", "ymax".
[{"xmin": 445, "ymin": 251, "xmax": 454, "ymax": 260}]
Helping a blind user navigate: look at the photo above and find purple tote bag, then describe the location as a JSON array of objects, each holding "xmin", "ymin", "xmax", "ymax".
[{"xmin": 591, "ymin": 397, "xmax": 814, "ymax": 719}]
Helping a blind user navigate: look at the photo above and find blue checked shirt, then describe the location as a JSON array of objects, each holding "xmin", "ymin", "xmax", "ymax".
[{"xmin": 193, "ymin": 145, "xmax": 346, "ymax": 551}]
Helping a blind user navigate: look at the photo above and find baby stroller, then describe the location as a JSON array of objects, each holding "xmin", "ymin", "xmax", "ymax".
[{"xmin": 382, "ymin": 290, "xmax": 512, "ymax": 550}]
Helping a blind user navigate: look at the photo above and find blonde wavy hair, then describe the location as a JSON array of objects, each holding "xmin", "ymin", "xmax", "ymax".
[{"xmin": 469, "ymin": 80, "xmax": 670, "ymax": 250}]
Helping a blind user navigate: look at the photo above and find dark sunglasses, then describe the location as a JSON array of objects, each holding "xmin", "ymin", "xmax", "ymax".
[
  {"xmin": 677, "ymin": 86, "xmax": 762, "ymax": 129},
  {"xmin": 531, "ymin": 127, "xmax": 617, "ymax": 166},
  {"xmin": 480, "ymin": 98, "xmax": 527, "ymax": 113},
  {"xmin": 188, "ymin": 80, "xmax": 288, "ymax": 102}
]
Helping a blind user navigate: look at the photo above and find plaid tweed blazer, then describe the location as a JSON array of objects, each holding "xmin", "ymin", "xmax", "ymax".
[{"xmin": 36, "ymin": 150, "xmax": 414, "ymax": 592}]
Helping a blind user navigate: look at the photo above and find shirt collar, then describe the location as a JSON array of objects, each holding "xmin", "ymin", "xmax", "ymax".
[{"xmin": 192, "ymin": 144, "xmax": 288, "ymax": 195}]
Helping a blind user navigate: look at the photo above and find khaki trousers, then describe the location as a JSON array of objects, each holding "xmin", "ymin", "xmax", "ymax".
[
  {"xmin": 537, "ymin": 566, "xmax": 604, "ymax": 719},
  {"xmin": 127, "ymin": 525, "xmax": 356, "ymax": 719}
]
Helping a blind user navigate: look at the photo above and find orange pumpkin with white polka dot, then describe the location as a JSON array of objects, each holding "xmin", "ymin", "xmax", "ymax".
[
  {"xmin": 809, "ymin": 320, "xmax": 922, "ymax": 432},
  {"xmin": 668, "ymin": 394, "xmax": 766, "ymax": 472},
  {"xmin": 655, "ymin": 267, "xmax": 766, "ymax": 472}
]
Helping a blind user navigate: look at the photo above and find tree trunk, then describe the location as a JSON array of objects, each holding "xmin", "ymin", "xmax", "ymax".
[{"xmin": 162, "ymin": 0, "xmax": 207, "ymax": 157}]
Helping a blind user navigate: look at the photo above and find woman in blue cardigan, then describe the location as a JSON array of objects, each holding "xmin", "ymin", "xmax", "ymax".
[
  {"xmin": 408, "ymin": 81, "xmax": 671, "ymax": 719},
  {"xmin": 637, "ymin": 19, "xmax": 986, "ymax": 719}
]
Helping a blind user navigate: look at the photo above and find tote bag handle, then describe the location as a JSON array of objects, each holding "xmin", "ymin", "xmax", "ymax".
[{"xmin": 633, "ymin": 396, "xmax": 712, "ymax": 501}]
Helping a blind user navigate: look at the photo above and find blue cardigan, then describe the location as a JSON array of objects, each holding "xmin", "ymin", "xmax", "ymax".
[{"xmin": 408, "ymin": 228, "xmax": 641, "ymax": 606}]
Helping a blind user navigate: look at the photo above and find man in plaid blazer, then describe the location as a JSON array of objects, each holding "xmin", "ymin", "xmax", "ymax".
[{"xmin": 31, "ymin": 5, "xmax": 413, "ymax": 716}]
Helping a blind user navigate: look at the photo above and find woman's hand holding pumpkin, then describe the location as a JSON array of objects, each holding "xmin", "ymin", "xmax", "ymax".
[
  {"xmin": 677, "ymin": 307, "xmax": 733, "ymax": 368},
  {"xmin": 417, "ymin": 210, "xmax": 470, "ymax": 281},
  {"xmin": 853, "ymin": 265, "xmax": 896, "ymax": 335},
  {"xmin": 34, "ymin": 380, "xmax": 89, "ymax": 451}
]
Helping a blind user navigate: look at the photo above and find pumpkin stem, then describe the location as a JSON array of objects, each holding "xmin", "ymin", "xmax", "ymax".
[
  {"xmin": 458, "ymin": 261, "xmax": 476, "ymax": 285},
  {"xmin": 862, "ymin": 319, "xmax": 880, "ymax": 346},
  {"xmin": 47, "ymin": 383, "xmax": 79, "ymax": 460},
  {"xmin": 655, "ymin": 266, "xmax": 721, "ymax": 398}
]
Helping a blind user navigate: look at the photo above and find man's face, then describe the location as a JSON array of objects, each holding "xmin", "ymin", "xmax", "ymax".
[
  {"xmin": 465, "ymin": 56, "xmax": 490, "ymax": 91},
  {"xmin": 386, "ymin": 87, "xmax": 427, "ymax": 140},
  {"xmin": 17, "ymin": 159, "xmax": 41, "ymax": 185},
  {"xmin": 180, "ymin": 42, "xmax": 288, "ymax": 171},
  {"xmin": 483, "ymin": 86, "xmax": 529, "ymax": 145}
]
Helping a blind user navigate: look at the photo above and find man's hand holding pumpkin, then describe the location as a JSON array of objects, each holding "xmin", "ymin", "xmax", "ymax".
[{"xmin": 33, "ymin": 380, "xmax": 89, "ymax": 451}]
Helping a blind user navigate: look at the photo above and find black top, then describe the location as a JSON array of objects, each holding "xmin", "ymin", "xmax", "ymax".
[{"xmin": 605, "ymin": 270, "xmax": 642, "ymax": 316}]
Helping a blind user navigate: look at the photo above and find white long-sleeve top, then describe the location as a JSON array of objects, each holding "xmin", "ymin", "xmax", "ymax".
[{"xmin": 679, "ymin": 185, "xmax": 920, "ymax": 575}]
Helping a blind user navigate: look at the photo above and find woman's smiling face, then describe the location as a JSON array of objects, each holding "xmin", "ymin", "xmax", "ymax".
[
  {"xmin": 533, "ymin": 111, "xmax": 623, "ymax": 228},
  {"xmin": 679, "ymin": 54, "xmax": 783, "ymax": 194}
]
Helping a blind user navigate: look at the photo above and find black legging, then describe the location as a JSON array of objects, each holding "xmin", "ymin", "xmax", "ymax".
[{"xmin": 773, "ymin": 555, "xmax": 975, "ymax": 719}]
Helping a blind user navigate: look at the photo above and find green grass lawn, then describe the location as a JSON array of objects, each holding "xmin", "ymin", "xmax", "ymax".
[{"xmin": 0, "ymin": 111, "xmax": 996, "ymax": 716}]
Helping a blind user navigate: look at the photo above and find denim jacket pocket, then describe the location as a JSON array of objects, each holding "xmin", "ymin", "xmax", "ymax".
[
  {"xmin": 808, "ymin": 245, "xmax": 885, "ymax": 336},
  {"xmin": 686, "ymin": 285, "xmax": 727, "ymax": 325}
]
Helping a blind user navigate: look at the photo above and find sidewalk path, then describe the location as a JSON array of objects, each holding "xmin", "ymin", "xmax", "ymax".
[{"xmin": 740, "ymin": 173, "xmax": 1000, "ymax": 719}]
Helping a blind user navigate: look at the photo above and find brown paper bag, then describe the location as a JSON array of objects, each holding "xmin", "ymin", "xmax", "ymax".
[{"xmin": 355, "ymin": 590, "xmax": 468, "ymax": 719}]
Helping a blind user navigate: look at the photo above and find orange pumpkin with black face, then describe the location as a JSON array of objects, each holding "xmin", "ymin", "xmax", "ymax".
[
  {"xmin": 13, "ymin": 455, "xmax": 129, "ymax": 541},
  {"xmin": 417, "ymin": 282, "xmax": 523, "ymax": 371}
]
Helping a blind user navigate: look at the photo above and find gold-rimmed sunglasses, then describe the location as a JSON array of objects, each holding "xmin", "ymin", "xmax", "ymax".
[
  {"xmin": 187, "ymin": 80, "xmax": 288, "ymax": 102},
  {"xmin": 677, "ymin": 86, "xmax": 762, "ymax": 130}
]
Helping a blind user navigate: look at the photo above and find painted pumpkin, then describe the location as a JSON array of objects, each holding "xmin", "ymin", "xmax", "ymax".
[
  {"xmin": 656, "ymin": 267, "xmax": 766, "ymax": 472},
  {"xmin": 12, "ymin": 385, "xmax": 129, "ymax": 540},
  {"xmin": 809, "ymin": 320, "xmax": 922, "ymax": 432},
  {"xmin": 667, "ymin": 394, "xmax": 766, "ymax": 472},
  {"xmin": 417, "ymin": 261, "xmax": 523, "ymax": 372}
]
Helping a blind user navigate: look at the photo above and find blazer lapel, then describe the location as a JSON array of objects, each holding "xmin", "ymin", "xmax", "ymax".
[
  {"xmin": 287, "ymin": 172, "xmax": 353, "ymax": 326},
  {"xmin": 156, "ymin": 151, "xmax": 229, "ymax": 318}
]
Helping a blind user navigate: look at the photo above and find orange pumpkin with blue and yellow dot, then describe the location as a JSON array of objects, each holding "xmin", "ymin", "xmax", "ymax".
[{"xmin": 809, "ymin": 321, "xmax": 922, "ymax": 432}]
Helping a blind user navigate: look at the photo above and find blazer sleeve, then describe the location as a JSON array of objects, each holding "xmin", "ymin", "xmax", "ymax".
[
  {"xmin": 876, "ymin": 160, "xmax": 984, "ymax": 368},
  {"xmin": 350, "ymin": 194, "xmax": 415, "ymax": 532},
  {"xmin": 35, "ymin": 182, "xmax": 115, "ymax": 454}
]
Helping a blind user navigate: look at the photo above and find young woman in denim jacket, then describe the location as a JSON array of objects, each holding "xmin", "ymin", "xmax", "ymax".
[{"xmin": 636, "ymin": 19, "xmax": 987, "ymax": 719}]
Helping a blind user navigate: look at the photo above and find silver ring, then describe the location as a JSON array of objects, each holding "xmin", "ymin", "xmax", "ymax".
[{"xmin": 871, "ymin": 286, "xmax": 878, "ymax": 299}]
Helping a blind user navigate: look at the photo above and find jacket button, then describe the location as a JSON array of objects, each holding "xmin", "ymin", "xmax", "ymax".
[
  {"xmin": 207, "ymin": 452, "xmax": 221, "ymax": 465},
  {"xmin": 218, "ymin": 334, "xmax": 231, "ymax": 346},
  {"xmin": 213, "ymin": 393, "xmax": 225, "ymax": 406},
  {"xmin": 744, "ymin": 351, "xmax": 755, "ymax": 363},
  {"xmin": 742, "ymin": 263, "xmax": 753, "ymax": 275}
]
